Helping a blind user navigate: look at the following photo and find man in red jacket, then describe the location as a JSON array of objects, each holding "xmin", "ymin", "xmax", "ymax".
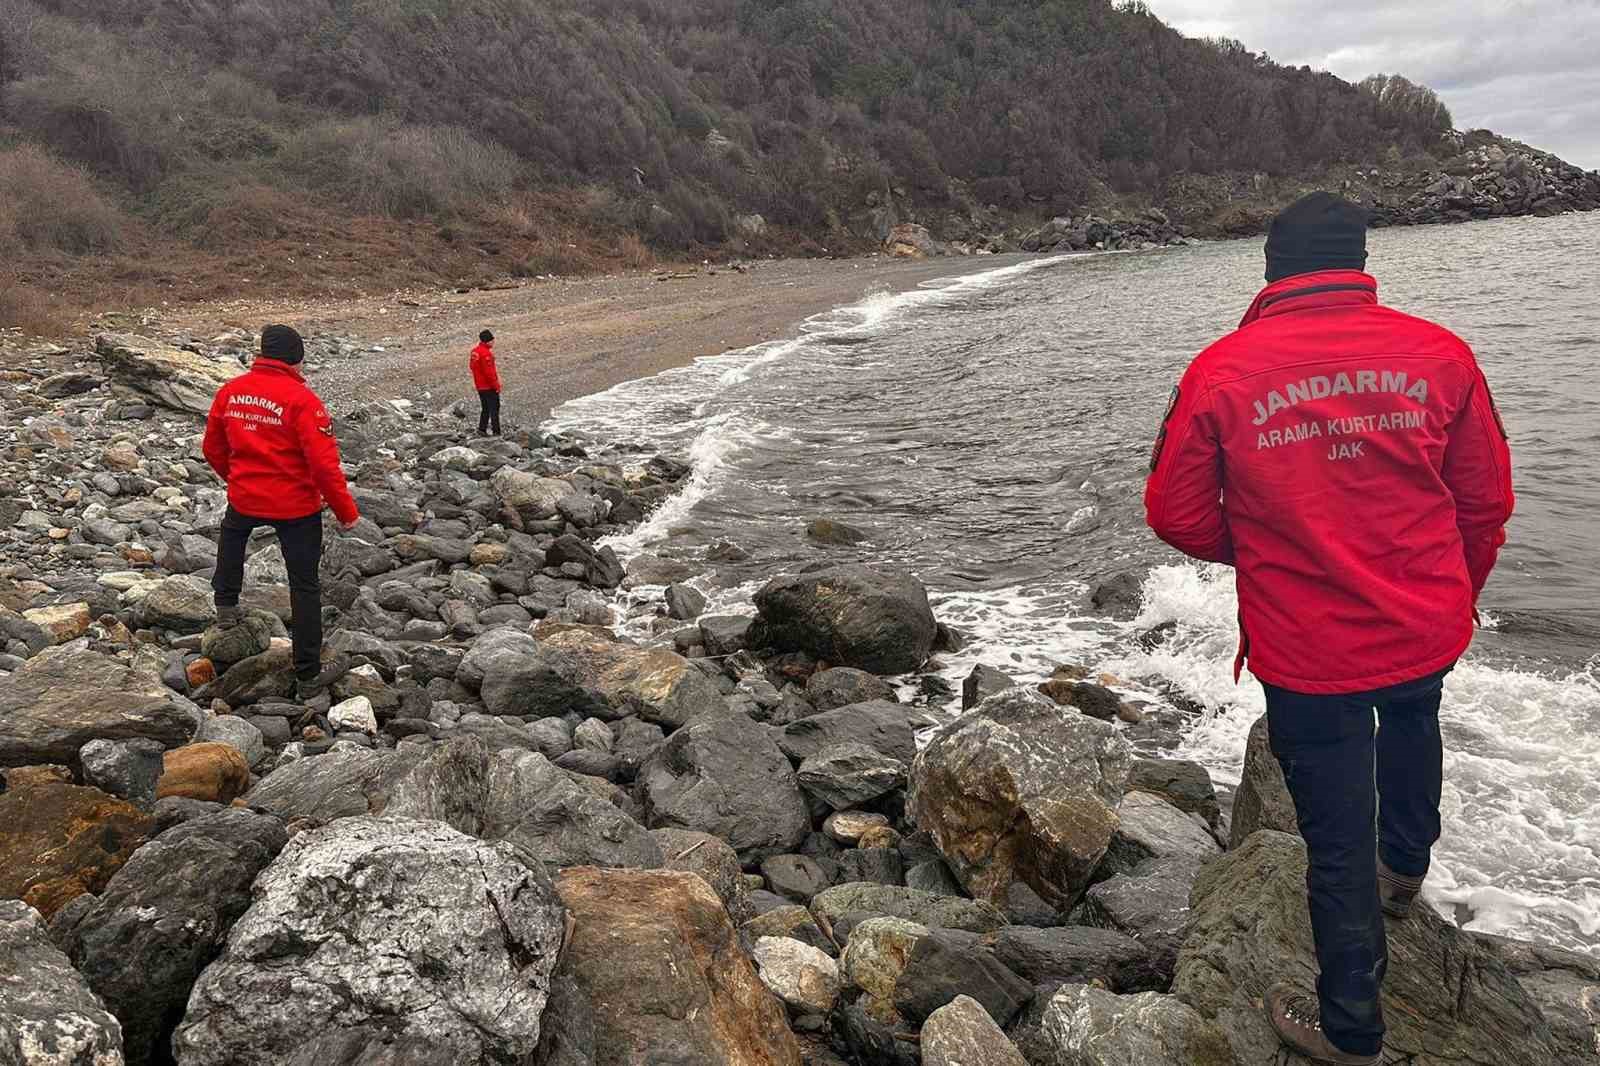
[
  {"xmin": 1145, "ymin": 193, "xmax": 1513, "ymax": 1065},
  {"xmin": 202, "ymin": 325, "xmax": 361, "ymax": 703},
  {"xmin": 470, "ymin": 329, "xmax": 502, "ymax": 435}
]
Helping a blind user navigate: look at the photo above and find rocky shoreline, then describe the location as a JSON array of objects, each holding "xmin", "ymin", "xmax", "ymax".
[{"xmin": 2, "ymin": 329, "xmax": 1597, "ymax": 1065}]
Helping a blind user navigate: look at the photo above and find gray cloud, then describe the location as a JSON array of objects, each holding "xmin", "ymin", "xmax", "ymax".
[{"xmin": 1146, "ymin": 1, "xmax": 1600, "ymax": 168}]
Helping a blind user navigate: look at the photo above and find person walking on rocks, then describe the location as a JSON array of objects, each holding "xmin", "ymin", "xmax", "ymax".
[
  {"xmin": 471, "ymin": 329, "xmax": 502, "ymax": 435},
  {"xmin": 1144, "ymin": 192, "xmax": 1514, "ymax": 1065},
  {"xmin": 202, "ymin": 325, "xmax": 361, "ymax": 703}
]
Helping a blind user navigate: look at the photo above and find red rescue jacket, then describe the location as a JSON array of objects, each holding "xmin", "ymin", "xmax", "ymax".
[
  {"xmin": 201, "ymin": 359, "xmax": 360, "ymax": 526},
  {"xmin": 1145, "ymin": 270, "xmax": 1514, "ymax": 694},
  {"xmin": 470, "ymin": 341, "xmax": 501, "ymax": 392}
]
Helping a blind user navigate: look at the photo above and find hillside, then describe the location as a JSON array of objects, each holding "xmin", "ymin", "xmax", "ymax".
[{"xmin": 2, "ymin": 0, "xmax": 1596, "ymax": 331}]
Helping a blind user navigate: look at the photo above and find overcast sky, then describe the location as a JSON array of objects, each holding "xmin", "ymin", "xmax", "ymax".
[{"xmin": 1145, "ymin": 1, "xmax": 1600, "ymax": 169}]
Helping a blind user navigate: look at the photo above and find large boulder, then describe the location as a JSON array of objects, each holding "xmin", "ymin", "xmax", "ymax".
[
  {"xmin": 0, "ymin": 645, "xmax": 195, "ymax": 769},
  {"xmin": 1228, "ymin": 715, "xmax": 1297, "ymax": 848},
  {"xmin": 554, "ymin": 866, "xmax": 802, "ymax": 1066},
  {"xmin": 749, "ymin": 564, "xmax": 938, "ymax": 675},
  {"xmin": 172, "ymin": 817, "xmax": 568, "ymax": 1066},
  {"xmin": 908, "ymin": 688, "xmax": 1132, "ymax": 908},
  {"xmin": 987, "ymin": 925, "xmax": 1164, "ymax": 994},
  {"xmin": 0, "ymin": 783, "xmax": 151, "ymax": 920},
  {"xmin": 1038, "ymin": 984, "xmax": 1235, "ymax": 1066},
  {"xmin": 477, "ymin": 641, "xmax": 611, "ymax": 720},
  {"xmin": 242, "ymin": 743, "xmax": 411, "ymax": 821},
  {"xmin": 382, "ymin": 736, "xmax": 662, "ymax": 871},
  {"xmin": 135, "ymin": 575, "xmax": 217, "ymax": 634},
  {"xmin": 1473, "ymin": 933, "xmax": 1600, "ymax": 1063},
  {"xmin": 1097, "ymin": 789, "xmax": 1221, "ymax": 878},
  {"xmin": 1173, "ymin": 831, "xmax": 1571, "ymax": 1065},
  {"xmin": 921, "ymin": 994, "xmax": 1030, "ymax": 1066},
  {"xmin": 94, "ymin": 333, "xmax": 236, "ymax": 414},
  {"xmin": 778, "ymin": 700, "xmax": 916, "ymax": 765},
  {"xmin": 638, "ymin": 709, "xmax": 810, "ymax": 862},
  {"xmin": 0, "ymin": 900, "xmax": 124, "ymax": 1065},
  {"xmin": 52, "ymin": 809, "xmax": 289, "ymax": 1066},
  {"xmin": 490, "ymin": 467, "xmax": 572, "ymax": 522},
  {"xmin": 537, "ymin": 628, "xmax": 725, "ymax": 729},
  {"xmin": 812, "ymin": 883, "xmax": 1007, "ymax": 935}
]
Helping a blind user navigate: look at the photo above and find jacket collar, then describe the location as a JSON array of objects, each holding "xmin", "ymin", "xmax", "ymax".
[
  {"xmin": 1238, "ymin": 269, "xmax": 1378, "ymax": 328},
  {"xmin": 251, "ymin": 358, "xmax": 304, "ymax": 382}
]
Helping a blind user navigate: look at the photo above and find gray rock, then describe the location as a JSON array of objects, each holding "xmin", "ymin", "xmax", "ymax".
[
  {"xmin": 172, "ymin": 817, "xmax": 568, "ymax": 1066},
  {"xmin": 638, "ymin": 709, "xmax": 810, "ymax": 862},
  {"xmin": 762, "ymin": 854, "xmax": 835, "ymax": 904},
  {"xmin": 921, "ymin": 994, "xmax": 1029, "ymax": 1066},
  {"xmin": 78, "ymin": 737, "xmax": 165, "ymax": 810},
  {"xmin": 698, "ymin": 615, "xmax": 753, "ymax": 657},
  {"xmin": 838, "ymin": 847, "xmax": 904, "ymax": 887},
  {"xmin": 805, "ymin": 667, "xmax": 897, "ymax": 711},
  {"xmin": 382, "ymin": 735, "xmax": 662, "ymax": 871},
  {"xmin": 0, "ymin": 899, "xmax": 124, "ymax": 1065},
  {"xmin": 1472, "ymin": 932, "xmax": 1600, "ymax": 1064},
  {"xmin": 779, "ymin": 699, "xmax": 916, "ymax": 765},
  {"xmin": 891, "ymin": 928, "xmax": 1032, "ymax": 1027},
  {"xmin": 988, "ymin": 925, "xmax": 1163, "ymax": 994},
  {"xmin": 752, "ymin": 935, "xmax": 842, "ymax": 1015},
  {"xmin": 573, "ymin": 717, "xmax": 613, "ymax": 753},
  {"xmin": 664, "ymin": 583, "xmax": 706, "ymax": 621},
  {"xmin": 1128, "ymin": 757, "xmax": 1221, "ymax": 831},
  {"xmin": 242, "ymin": 743, "xmax": 411, "ymax": 821},
  {"xmin": 1098, "ymin": 789, "xmax": 1221, "ymax": 878},
  {"xmin": 199, "ymin": 613, "xmax": 275, "ymax": 669},
  {"xmin": 93, "ymin": 332, "xmax": 235, "ymax": 413},
  {"xmin": 136, "ymin": 574, "xmax": 216, "ymax": 633},
  {"xmin": 797, "ymin": 742, "xmax": 905, "ymax": 810},
  {"xmin": 526, "ymin": 717, "xmax": 575, "ymax": 760},
  {"xmin": 1175, "ymin": 830, "xmax": 1571, "ymax": 1065},
  {"xmin": 1039, "ymin": 984, "xmax": 1235, "ymax": 1065},
  {"xmin": 0, "ymin": 645, "xmax": 196, "ymax": 769},
  {"xmin": 545, "ymin": 535, "xmax": 624, "ymax": 588},
  {"xmin": 749, "ymin": 564, "xmax": 938, "ymax": 675},
  {"xmin": 199, "ymin": 646, "xmax": 297, "ymax": 706},
  {"xmin": 1088, "ymin": 571, "xmax": 1146, "ymax": 620},
  {"xmin": 962, "ymin": 665, "xmax": 1016, "ymax": 710},
  {"xmin": 456, "ymin": 627, "xmax": 541, "ymax": 689},
  {"xmin": 811, "ymin": 883, "xmax": 1007, "ymax": 934},
  {"xmin": 195, "ymin": 715, "xmax": 266, "ymax": 768},
  {"xmin": 742, "ymin": 905, "xmax": 836, "ymax": 958},
  {"xmin": 1077, "ymin": 856, "xmax": 1200, "ymax": 985},
  {"xmin": 531, "ymin": 974, "xmax": 594, "ymax": 1066},
  {"xmin": 905, "ymin": 858, "xmax": 965, "ymax": 897},
  {"xmin": 1228, "ymin": 714, "xmax": 1297, "ymax": 848},
  {"xmin": 479, "ymin": 642, "xmax": 609, "ymax": 720},
  {"xmin": 53, "ymin": 808, "xmax": 288, "ymax": 1066},
  {"xmin": 489, "ymin": 467, "xmax": 572, "ymax": 523},
  {"xmin": 908, "ymin": 688, "xmax": 1132, "ymax": 909}
]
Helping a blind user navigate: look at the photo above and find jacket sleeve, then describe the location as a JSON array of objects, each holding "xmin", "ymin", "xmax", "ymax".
[
  {"xmin": 294, "ymin": 395, "xmax": 361, "ymax": 526},
  {"xmin": 1145, "ymin": 363, "xmax": 1235, "ymax": 565},
  {"xmin": 202, "ymin": 389, "xmax": 231, "ymax": 481},
  {"xmin": 488, "ymin": 350, "xmax": 502, "ymax": 392},
  {"xmin": 1441, "ymin": 361, "xmax": 1514, "ymax": 599}
]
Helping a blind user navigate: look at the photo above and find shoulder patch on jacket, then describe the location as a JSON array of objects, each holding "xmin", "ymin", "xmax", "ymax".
[{"xmin": 1150, "ymin": 385, "xmax": 1180, "ymax": 472}]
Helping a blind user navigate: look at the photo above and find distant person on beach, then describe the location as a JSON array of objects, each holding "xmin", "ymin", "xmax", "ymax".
[
  {"xmin": 1144, "ymin": 192, "xmax": 1514, "ymax": 1065},
  {"xmin": 471, "ymin": 329, "xmax": 502, "ymax": 435},
  {"xmin": 202, "ymin": 325, "xmax": 361, "ymax": 703}
]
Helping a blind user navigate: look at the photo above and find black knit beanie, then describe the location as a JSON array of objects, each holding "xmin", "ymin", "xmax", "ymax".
[
  {"xmin": 260, "ymin": 324, "xmax": 306, "ymax": 365},
  {"xmin": 1264, "ymin": 192, "xmax": 1370, "ymax": 282},
  {"xmin": 480, "ymin": 329, "xmax": 494, "ymax": 343}
]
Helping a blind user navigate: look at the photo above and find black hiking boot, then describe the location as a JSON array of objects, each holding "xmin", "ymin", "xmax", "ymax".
[{"xmin": 294, "ymin": 655, "xmax": 350, "ymax": 704}]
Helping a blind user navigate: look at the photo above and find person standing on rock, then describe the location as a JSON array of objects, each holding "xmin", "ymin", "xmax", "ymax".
[
  {"xmin": 471, "ymin": 329, "xmax": 503, "ymax": 436},
  {"xmin": 202, "ymin": 325, "xmax": 361, "ymax": 703},
  {"xmin": 1144, "ymin": 192, "xmax": 1514, "ymax": 1065}
]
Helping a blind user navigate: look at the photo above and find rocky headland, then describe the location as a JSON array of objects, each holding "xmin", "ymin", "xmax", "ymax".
[{"xmin": 1, "ymin": 327, "xmax": 1596, "ymax": 1066}]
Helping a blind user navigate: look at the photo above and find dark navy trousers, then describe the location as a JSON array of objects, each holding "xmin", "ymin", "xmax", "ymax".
[{"xmin": 1262, "ymin": 665, "xmax": 1449, "ymax": 1057}]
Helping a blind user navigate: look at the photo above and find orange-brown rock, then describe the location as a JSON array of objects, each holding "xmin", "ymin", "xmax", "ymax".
[
  {"xmin": 0, "ymin": 764, "xmax": 74, "ymax": 791},
  {"xmin": 0, "ymin": 782, "xmax": 152, "ymax": 918},
  {"xmin": 186, "ymin": 657, "xmax": 217, "ymax": 687},
  {"xmin": 555, "ymin": 866, "xmax": 801, "ymax": 1066},
  {"xmin": 156, "ymin": 742, "xmax": 251, "ymax": 804}
]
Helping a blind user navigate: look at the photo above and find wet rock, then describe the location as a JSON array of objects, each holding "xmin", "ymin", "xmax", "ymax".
[
  {"xmin": 988, "ymin": 925, "xmax": 1163, "ymax": 994},
  {"xmin": 537, "ymin": 629, "xmax": 724, "ymax": 729},
  {"xmin": 805, "ymin": 667, "xmax": 897, "ymax": 711},
  {"xmin": 173, "ymin": 817, "xmax": 567, "ymax": 1066},
  {"xmin": 665, "ymin": 583, "xmax": 706, "ymax": 620},
  {"xmin": 797, "ymin": 742, "xmax": 904, "ymax": 810},
  {"xmin": 962, "ymin": 664, "xmax": 1016, "ymax": 710},
  {"xmin": 639, "ymin": 709, "xmax": 810, "ymax": 862},
  {"xmin": 1472, "ymin": 932, "xmax": 1600, "ymax": 1064},
  {"xmin": 921, "ymin": 994, "xmax": 1030, "ymax": 1066},
  {"xmin": 383, "ymin": 736, "xmax": 662, "ymax": 871},
  {"xmin": 53, "ymin": 808, "xmax": 289, "ymax": 1066},
  {"xmin": 805, "ymin": 518, "xmax": 869, "ymax": 546},
  {"xmin": 490, "ymin": 467, "xmax": 572, "ymax": 523},
  {"xmin": 1173, "ymin": 830, "xmax": 1570, "ymax": 1065},
  {"xmin": 0, "ymin": 783, "xmax": 151, "ymax": 919},
  {"xmin": 779, "ymin": 700, "xmax": 916, "ymax": 765},
  {"xmin": 1128, "ymin": 757, "xmax": 1221, "ymax": 831},
  {"xmin": 0, "ymin": 645, "xmax": 196, "ymax": 769},
  {"xmin": 242, "ymin": 743, "xmax": 400, "ymax": 820},
  {"xmin": 0, "ymin": 899, "xmax": 124, "ymax": 1065},
  {"xmin": 1228, "ymin": 714, "xmax": 1297, "ymax": 848},
  {"xmin": 1039, "ymin": 984, "xmax": 1234, "ymax": 1065},
  {"xmin": 652, "ymin": 827, "xmax": 753, "ymax": 923},
  {"xmin": 812, "ymin": 883, "xmax": 1007, "ymax": 934},
  {"xmin": 78, "ymin": 737, "xmax": 164, "ymax": 809},
  {"xmin": 699, "ymin": 614, "xmax": 754, "ymax": 657},
  {"xmin": 750, "ymin": 564, "xmax": 938, "ymax": 675},
  {"xmin": 94, "ymin": 333, "xmax": 236, "ymax": 413},
  {"xmin": 892, "ymin": 928, "xmax": 1032, "ymax": 1027},
  {"xmin": 555, "ymin": 866, "xmax": 801, "ymax": 1066},
  {"xmin": 1098, "ymin": 789, "xmax": 1221, "ymax": 878},
  {"xmin": 1088, "ymin": 571, "xmax": 1146, "ymax": 620},
  {"xmin": 908, "ymin": 688, "xmax": 1131, "ymax": 908},
  {"xmin": 1076, "ymin": 855, "xmax": 1198, "ymax": 985},
  {"xmin": 156, "ymin": 742, "xmax": 252, "ymax": 804},
  {"xmin": 545, "ymin": 534, "xmax": 624, "ymax": 588},
  {"xmin": 753, "ymin": 936, "xmax": 842, "ymax": 1015}
]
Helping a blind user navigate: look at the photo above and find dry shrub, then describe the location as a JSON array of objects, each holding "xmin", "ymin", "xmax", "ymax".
[
  {"xmin": 0, "ymin": 143, "xmax": 127, "ymax": 254},
  {"xmin": 0, "ymin": 271, "xmax": 70, "ymax": 336},
  {"xmin": 147, "ymin": 175, "xmax": 315, "ymax": 249},
  {"xmin": 279, "ymin": 117, "xmax": 522, "ymax": 219}
]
